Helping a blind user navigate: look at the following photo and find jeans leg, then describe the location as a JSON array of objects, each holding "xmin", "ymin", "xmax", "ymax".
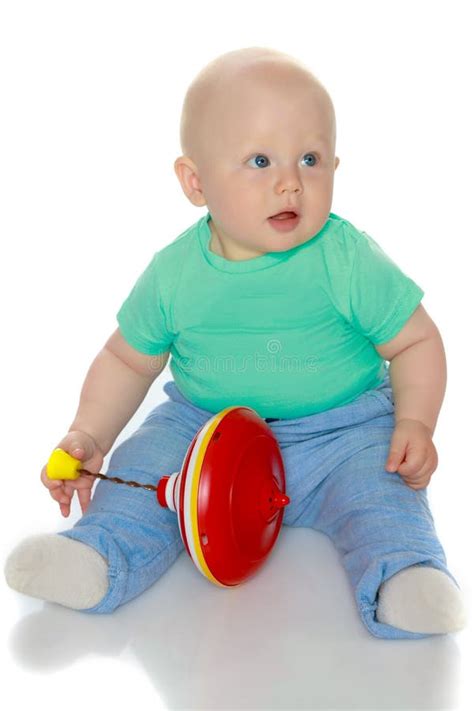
[
  {"xmin": 270, "ymin": 376, "xmax": 457, "ymax": 640},
  {"xmin": 59, "ymin": 388, "xmax": 213, "ymax": 613},
  {"xmin": 312, "ymin": 411, "xmax": 456, "ymax": 640}
]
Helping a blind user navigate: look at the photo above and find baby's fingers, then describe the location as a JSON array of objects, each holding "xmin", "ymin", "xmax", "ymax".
[
  {"xmin": 62, "ymin": 476, "xmax": 96, "ymax": 515},
  {"xmin": 43, "ymin": 474, "xmax": 67, "ymax": 503},
  {"xmin": 76, "ymin": 486, "xmax": 92, "ymax": 514},
  {"xmin": 41, "ymin": 471, "xmax": 72, "ymax": 515},
  {"xmin": 47, "ymin": 482, "xmax": 72, "ymax": 516},
  {"xmin": 59, "ymin": 499, "xmax": 72, "ymax": 518}
]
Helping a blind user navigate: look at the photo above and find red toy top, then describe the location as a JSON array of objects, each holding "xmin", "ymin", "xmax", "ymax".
[{"xmin": 157, "ymin": 406, "xmax": 289, "ymax": 587}]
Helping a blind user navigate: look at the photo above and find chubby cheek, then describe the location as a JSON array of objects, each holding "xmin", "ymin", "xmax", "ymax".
[
  {"xmin": 212, "ymin": 174, "xmax": 265, "ymax": 220},
  {"xmin": 307, "ymin": 180, "xmax": 334, "ymax": 213},
  {"xmin": 228, "ymin": 169, "xmax": 266, "ymax": 196}
]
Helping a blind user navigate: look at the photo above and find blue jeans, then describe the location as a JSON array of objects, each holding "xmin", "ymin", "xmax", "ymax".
[{"xmin": 60, "ymin": 373, "xmax": 456, "ymax": 639}]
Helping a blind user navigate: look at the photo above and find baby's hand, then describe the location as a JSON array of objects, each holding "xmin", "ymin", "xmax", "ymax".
[
  {"xmin": 41, "ymin": 431, "xmax": 104, "ymax": 517},
  {"xmin": 385, "ymin": 418, "xmax": 438, "ymax": 490}
]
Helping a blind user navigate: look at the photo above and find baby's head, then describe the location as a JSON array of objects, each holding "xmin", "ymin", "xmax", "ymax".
[{"xmin": 174, "ymin": 47, "xmax": 339, "ymax": 260}]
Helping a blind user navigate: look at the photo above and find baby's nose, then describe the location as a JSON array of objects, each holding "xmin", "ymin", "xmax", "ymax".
[{"xmin": 276, "ymin": 172, "xmax": 303, "ymax": 194}]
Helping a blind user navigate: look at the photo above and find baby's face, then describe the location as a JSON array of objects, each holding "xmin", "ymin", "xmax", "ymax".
[{"xmin": 177, "ymin": 71, "xmax": 339, "ymax": 260}]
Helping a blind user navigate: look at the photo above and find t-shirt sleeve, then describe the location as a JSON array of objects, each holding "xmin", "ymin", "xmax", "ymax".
[
  {"xmin": 348, "ymin": 230, "xmax": 425, "ymax": 344},
  {"xmin": 116, "ymin": 253, "xmax": 173, "ymax": 355}
]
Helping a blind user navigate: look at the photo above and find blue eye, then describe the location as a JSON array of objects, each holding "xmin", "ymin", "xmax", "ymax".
[
  {"xmin": 248, "ymin": 154, "xmax": 270, "ymax": 168},
  {"xmin": 302, "ymin": 153, "xmax": 318, "ymax": 166}
]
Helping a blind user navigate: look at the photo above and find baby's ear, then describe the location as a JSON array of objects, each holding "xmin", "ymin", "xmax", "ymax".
[{"xmin": 174, "ymin": 156, "xmax": 207, "ymax": 207}]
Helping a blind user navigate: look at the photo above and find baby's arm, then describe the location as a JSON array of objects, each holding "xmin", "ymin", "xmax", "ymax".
[
  {"xmin": 70, "ymin": 328, "xmax": 169, "ymax": 455},
  {"xmin": 375, "ymin": 304, "xmax": 446, "ymax": 434},
  {"xmin": 374, "ymin": 303, "xmax": 446, "ymax": 488},
  {"xmin": 43, "ymin": 329, "xmax": 169, "ymax": 516}
]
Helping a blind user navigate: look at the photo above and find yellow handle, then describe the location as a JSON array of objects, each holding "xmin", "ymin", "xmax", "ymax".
[{"xmin": 47, "ymin": 448, "xmax": 82, "ymax": 480}]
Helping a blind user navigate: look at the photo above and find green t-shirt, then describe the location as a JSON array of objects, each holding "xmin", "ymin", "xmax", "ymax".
[{"xmin": 116, "ymin": 211, "xmax": 424, "ymax": 418}]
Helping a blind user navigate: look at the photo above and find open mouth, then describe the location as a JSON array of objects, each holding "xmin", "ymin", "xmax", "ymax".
[
  {"xmin": 270, "ymin": 211, "xmax": 299, "ymax": 220},
  {"xmin": 268, "ymin": 210, "xmax": 300, "ymax": 231}
]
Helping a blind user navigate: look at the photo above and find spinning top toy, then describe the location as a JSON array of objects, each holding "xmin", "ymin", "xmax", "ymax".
[{"xmin": 47, "ymin": 406, "xmax": 290, "ymax": 587}]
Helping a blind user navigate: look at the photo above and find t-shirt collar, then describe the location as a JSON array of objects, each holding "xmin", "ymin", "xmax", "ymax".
[{"xmin": 197, "ymin": 211, "xmax": 296, "ymax": 273}]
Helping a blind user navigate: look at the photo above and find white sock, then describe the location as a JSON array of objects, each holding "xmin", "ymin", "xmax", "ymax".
[
  {"xmin": 4, "ymin": 534, "xmax": 109, "ymax": 610},
  {"xmin": 376, "ymin": 565, "xmax": 467, "ymax": 633}
]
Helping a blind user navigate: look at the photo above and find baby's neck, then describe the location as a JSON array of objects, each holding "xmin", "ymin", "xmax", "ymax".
[
  {"xmin": 208, "ymin": 219, "xmax": 267, "ymax": 261},
  {"xmin": 208, "ymin": 224, "xmax": 225, "ymax": 258}
]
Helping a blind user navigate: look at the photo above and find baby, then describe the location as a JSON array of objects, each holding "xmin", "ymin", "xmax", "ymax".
[{"xmin": 5, "ymin": 47, "xmax": 467, "ymax": 639}]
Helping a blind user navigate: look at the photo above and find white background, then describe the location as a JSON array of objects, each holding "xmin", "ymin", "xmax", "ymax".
[{"xmin": 1, "ymin": 1, "xmax": 473, "ymax": 709}]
